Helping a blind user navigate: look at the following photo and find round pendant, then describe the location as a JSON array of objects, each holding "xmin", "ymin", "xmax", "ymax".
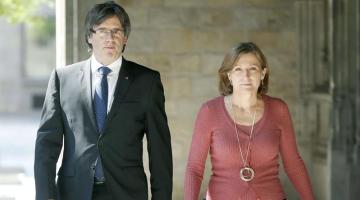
[{"xmin": 240, "ymin": 167, "xmax": 255, "ymax": 182}]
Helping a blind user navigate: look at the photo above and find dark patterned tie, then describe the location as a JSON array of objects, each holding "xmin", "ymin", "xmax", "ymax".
[{"xmin": 94, "ymin": 66, "xmax": 111, "ymax": 181}]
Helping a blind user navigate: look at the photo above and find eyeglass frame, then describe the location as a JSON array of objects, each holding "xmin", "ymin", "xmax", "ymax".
[{"xmin": 90, "ymin": 28, "xmax": 125, "ymax": 38}]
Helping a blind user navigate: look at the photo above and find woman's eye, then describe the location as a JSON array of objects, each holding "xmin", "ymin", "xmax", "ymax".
[{"xmin": 234, "ymin": 68, "xmax": 242, "ymax": 71}]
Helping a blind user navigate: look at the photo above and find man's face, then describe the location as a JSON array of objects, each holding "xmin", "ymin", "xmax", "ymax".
[{"xmin": 88, "ymin": 15, "xmax": 127, "ymax": 65}]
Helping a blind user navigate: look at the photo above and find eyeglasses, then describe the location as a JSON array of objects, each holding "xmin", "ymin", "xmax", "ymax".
[{"xmin": 91, "ymin": 28, "xmax": 124, "ymax": 38}]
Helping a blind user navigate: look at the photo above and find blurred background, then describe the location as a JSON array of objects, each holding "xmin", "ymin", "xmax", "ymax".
[{"xmin": 0, "ymin": 0, "xmax": 359, "ymax": 199}]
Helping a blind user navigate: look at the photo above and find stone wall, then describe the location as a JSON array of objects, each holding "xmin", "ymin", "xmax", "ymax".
[
  {"xmin": 0, "ymin": 0, "xmax": 311, "ymax": 199},
  {"xmin": 105, "ymin": 0, "xmax": 306, "ymax": 199}
]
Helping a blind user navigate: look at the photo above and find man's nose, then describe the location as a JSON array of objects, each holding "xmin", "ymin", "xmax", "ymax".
[{"xmin": 104, "ymin": 32, "xmax": 115, "ymax": 40}]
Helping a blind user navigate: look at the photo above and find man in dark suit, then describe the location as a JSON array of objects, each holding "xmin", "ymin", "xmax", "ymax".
[{"xmin": 34, "ymin": 1, "xmax": 172, "ymax": 200}]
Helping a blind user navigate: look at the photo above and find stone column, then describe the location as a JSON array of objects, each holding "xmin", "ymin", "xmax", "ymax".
[
  {"xmin": 58, "ymin": 0, "xmax": 105, "ymax": 66},
  {"xmin": 330, "ymin": 0, "xmax": 360, "ymax": 199},
  {"xmin": 296, "ymin": 0, "xmax": 331, "ymax": 199}
]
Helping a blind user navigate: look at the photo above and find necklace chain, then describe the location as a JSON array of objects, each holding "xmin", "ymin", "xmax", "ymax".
[{"xmin": 230, "ymin": 98, "xmax": 257, "ymax": 167}]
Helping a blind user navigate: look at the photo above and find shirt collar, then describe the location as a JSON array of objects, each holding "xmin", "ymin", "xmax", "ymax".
[{"xmin": 91, "ymin": 55, "xmax": 122, "ymax": 75}]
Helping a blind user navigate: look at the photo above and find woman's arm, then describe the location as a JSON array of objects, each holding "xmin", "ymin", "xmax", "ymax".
[
  {"xmin": 279, "ymin": 101, "xmax": 315, "ymax": 200},
  {"xmin": 184, "ymin": 104, "xmax": 212, "ymax": 200}
]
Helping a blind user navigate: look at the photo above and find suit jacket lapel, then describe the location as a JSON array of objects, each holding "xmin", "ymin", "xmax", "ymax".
[
  {"xmin": 80, "ymin": 59, "xmax": 98, "ymax": 133},
  {"xmin": 105, "ymin": 58, "xmax": 132, "ymax": 126}
]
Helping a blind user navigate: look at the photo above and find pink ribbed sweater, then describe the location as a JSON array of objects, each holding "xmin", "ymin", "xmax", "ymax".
[{"xmin": 184, "ymin": 95, "xmax": 315, "ymax": 200}]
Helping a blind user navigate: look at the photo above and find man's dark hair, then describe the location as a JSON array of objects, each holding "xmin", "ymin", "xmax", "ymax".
[{"xmin": 85, "ymin": 1, "xmax": 131, "ymax": 50}]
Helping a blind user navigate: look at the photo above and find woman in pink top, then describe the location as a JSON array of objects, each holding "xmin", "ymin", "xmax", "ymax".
[{"xmin": 184, "ymin": 42, "xmax": 315, "ymax": 200}]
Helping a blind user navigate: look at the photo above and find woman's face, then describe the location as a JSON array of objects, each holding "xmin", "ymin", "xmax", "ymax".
[{"xmin": 228, "ymin": 53, "xmax": 266, "ymax": 94}]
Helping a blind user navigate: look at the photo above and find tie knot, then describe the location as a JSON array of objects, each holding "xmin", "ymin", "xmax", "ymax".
[{"xmin": 98, "ymin": 66, "xmax": 111, "ymax": 75}]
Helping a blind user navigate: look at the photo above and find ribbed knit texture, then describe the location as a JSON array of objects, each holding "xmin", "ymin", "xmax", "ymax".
[{"xmin": 184, "ymin": 95, "xmax": 315, "ymax": 200}]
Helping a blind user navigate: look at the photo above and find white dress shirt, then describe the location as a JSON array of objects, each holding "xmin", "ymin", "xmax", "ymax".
[{"xmin": 91, "ymin": 55, "xmax": 122, "ymax": 113}]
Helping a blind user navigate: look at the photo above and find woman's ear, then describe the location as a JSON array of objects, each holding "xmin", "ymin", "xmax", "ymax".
[
  {"xmin": 262, "ymin": 68, "xmax": 267, "ymax": 79},
  {"xmin": 227, "ymin": 73, "xmax": 232, "ymax": 85}
]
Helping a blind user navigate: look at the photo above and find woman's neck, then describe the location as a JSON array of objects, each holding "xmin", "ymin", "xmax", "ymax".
[{"xmin": 231, "ymin": 91, "xmax": 259, "ymax": 112}]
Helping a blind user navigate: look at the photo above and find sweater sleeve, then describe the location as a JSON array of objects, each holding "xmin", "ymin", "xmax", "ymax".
[
  {"xmin": 184, "ymin": 104, "xmax": 212, "ymax": 200},
  {"xmin": 279, "ymin": 101, "xmax": 315, "ymax": 200}
]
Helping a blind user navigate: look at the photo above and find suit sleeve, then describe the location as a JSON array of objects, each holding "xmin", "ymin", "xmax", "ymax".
[
  {"xmin": 145, "ymin": 72, "xmax": 173, "ymax": 200},
  {"xmin": 279, "ymin": 101, "xmax": 315, "ymax": 200},
  {"xmin": 34, "ymin": 69, "xmax": 64, "ymax": 200}
]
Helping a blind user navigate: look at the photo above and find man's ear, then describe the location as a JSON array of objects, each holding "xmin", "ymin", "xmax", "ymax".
[{"xmin": 88, "ymin": 35, "xmax": 93, "ymax": 45}]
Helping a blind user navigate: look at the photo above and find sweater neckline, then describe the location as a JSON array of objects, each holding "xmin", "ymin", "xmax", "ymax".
[{"xmin": 220, "ymin": 95, "xmax": 269, "ymax": 135}]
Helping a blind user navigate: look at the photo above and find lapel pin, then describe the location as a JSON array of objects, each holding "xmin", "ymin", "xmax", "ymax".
[{"xmin": 124, "ymin": 76, "xmax": 129, "ymax": 80}]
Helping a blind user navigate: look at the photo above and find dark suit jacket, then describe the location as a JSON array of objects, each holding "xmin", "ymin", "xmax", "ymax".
[{"xmin": 34, "ymin": 58, "xmax": 173, "ymax": 200}]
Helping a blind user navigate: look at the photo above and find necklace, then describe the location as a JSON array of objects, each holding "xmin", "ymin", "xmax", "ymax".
[{"xmin": 230, "ymin": 98, "xmax": 257, "ymax": 182}]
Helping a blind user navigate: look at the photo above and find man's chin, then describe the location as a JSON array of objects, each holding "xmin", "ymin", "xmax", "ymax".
[
  {"xmin": 105, "ymin": 50, "xmax": 115, "ymax": 55},
  {"xmin": 104, "ymin": 50, "xmax": 119, "ymax": 57},
  {"xmin": 103, "ymin": 55, "xmax": 120, "ymax": 63}
]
